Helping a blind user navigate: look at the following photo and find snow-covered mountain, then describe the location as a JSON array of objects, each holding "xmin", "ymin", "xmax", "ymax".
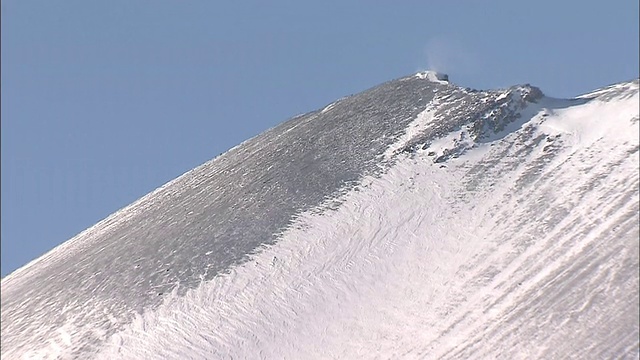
[{"xmin": 2, "ymin": 71, "xmax": 638, "ymax": 359}]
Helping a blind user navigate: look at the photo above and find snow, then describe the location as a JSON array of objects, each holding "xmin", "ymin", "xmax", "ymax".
[
  {"xmin": 90, "ymin": 82, "xmax": 639, "ymax": 359},
  {"xmin": 540, "ymin": 91, "xmax": 639, "ymax": 144},
  {"xmin": 382, "ymin": 100, "xmax": 438, "ymax": 159},
  {"xmin": 415, "ymin": 70, "xmax": 449, "ymax": 84},
  {"xmin": 320, "ymin": 98, "xmax": 345, "ymax": 114},
  {"xmin": 2, "ymin": 74, "xmax": 637, "ymax": 359}
]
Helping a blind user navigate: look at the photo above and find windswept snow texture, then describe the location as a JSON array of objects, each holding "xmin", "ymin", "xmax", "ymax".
[{"xmin": 2, "ymin": 74, "xmax": 639, "ymax": 359}]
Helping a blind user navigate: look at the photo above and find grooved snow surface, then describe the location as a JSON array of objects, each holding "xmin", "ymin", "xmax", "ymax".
[{"xmin": 2, "ymin": 76, "xmax": 639, "ymax": 359}]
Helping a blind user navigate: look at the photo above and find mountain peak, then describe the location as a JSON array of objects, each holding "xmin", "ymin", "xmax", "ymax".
[
  {"xmin": 415, "ymin": 70, "xmax": 449, "ymax": 83},
  {"xmin": 1, "ymin": 72, "xmax": 638, "ymax": 359}
]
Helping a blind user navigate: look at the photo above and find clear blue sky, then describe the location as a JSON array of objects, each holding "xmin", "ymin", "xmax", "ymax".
[{"xmin": 2, "ymin": 1, "xmax": 638, "ymax": 277}]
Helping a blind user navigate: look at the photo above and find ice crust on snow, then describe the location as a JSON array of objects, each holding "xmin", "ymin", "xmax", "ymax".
[{"xmin": 1, "ymin": 74, "xmax": 638, "ymax": 359}]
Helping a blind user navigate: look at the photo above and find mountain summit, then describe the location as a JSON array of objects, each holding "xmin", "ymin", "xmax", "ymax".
[
  {"xmin": 2, "ymin": 73, "xmax": 638, "ymax": 359},
  {"xmin": 415, "ymin": 70, "xmax": 449, "ymax": 83}
]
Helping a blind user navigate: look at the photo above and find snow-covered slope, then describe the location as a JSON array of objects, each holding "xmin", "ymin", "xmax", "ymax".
[{"xmin": 2, "ymin": 72, "xmax": 638, "ymax": 359}]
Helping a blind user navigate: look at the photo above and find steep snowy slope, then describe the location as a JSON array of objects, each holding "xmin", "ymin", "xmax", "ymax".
[{"xmin": 2, "ymin": 72, "xmax": 638, "ymax": 359}]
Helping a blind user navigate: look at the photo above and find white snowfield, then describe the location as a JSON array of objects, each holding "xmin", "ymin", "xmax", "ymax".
[{"xmin": 87, "ymin": 80, "xmax": 637, "ymax": 359}]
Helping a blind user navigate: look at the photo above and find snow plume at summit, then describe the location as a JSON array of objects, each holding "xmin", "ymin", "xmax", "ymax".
[
  {"xmin": 424, "ymin": 36, "xmax": 479, "ymax": 77},
  {"xmin": 2, "ymin": 72, "xmax": 639, "ymax": 359}
]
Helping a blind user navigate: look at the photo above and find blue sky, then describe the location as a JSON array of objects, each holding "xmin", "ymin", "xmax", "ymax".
[{"xmin": 2, "ymin": 1, "xmax": 638, "ymax": 277}]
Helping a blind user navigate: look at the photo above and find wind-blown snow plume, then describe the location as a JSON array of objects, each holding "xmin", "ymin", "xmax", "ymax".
[
  {"xmin": 2, "ymin": 73, "xmax": 638, "ymax": 359},
  {"xmin": 424, "ymin": 36, "xmax": 478, "ymax": 76}
]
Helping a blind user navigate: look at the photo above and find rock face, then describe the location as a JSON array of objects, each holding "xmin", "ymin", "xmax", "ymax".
[{"xmin": 1, "ymin": 73, "xmax": 638, "ymax": 359}]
